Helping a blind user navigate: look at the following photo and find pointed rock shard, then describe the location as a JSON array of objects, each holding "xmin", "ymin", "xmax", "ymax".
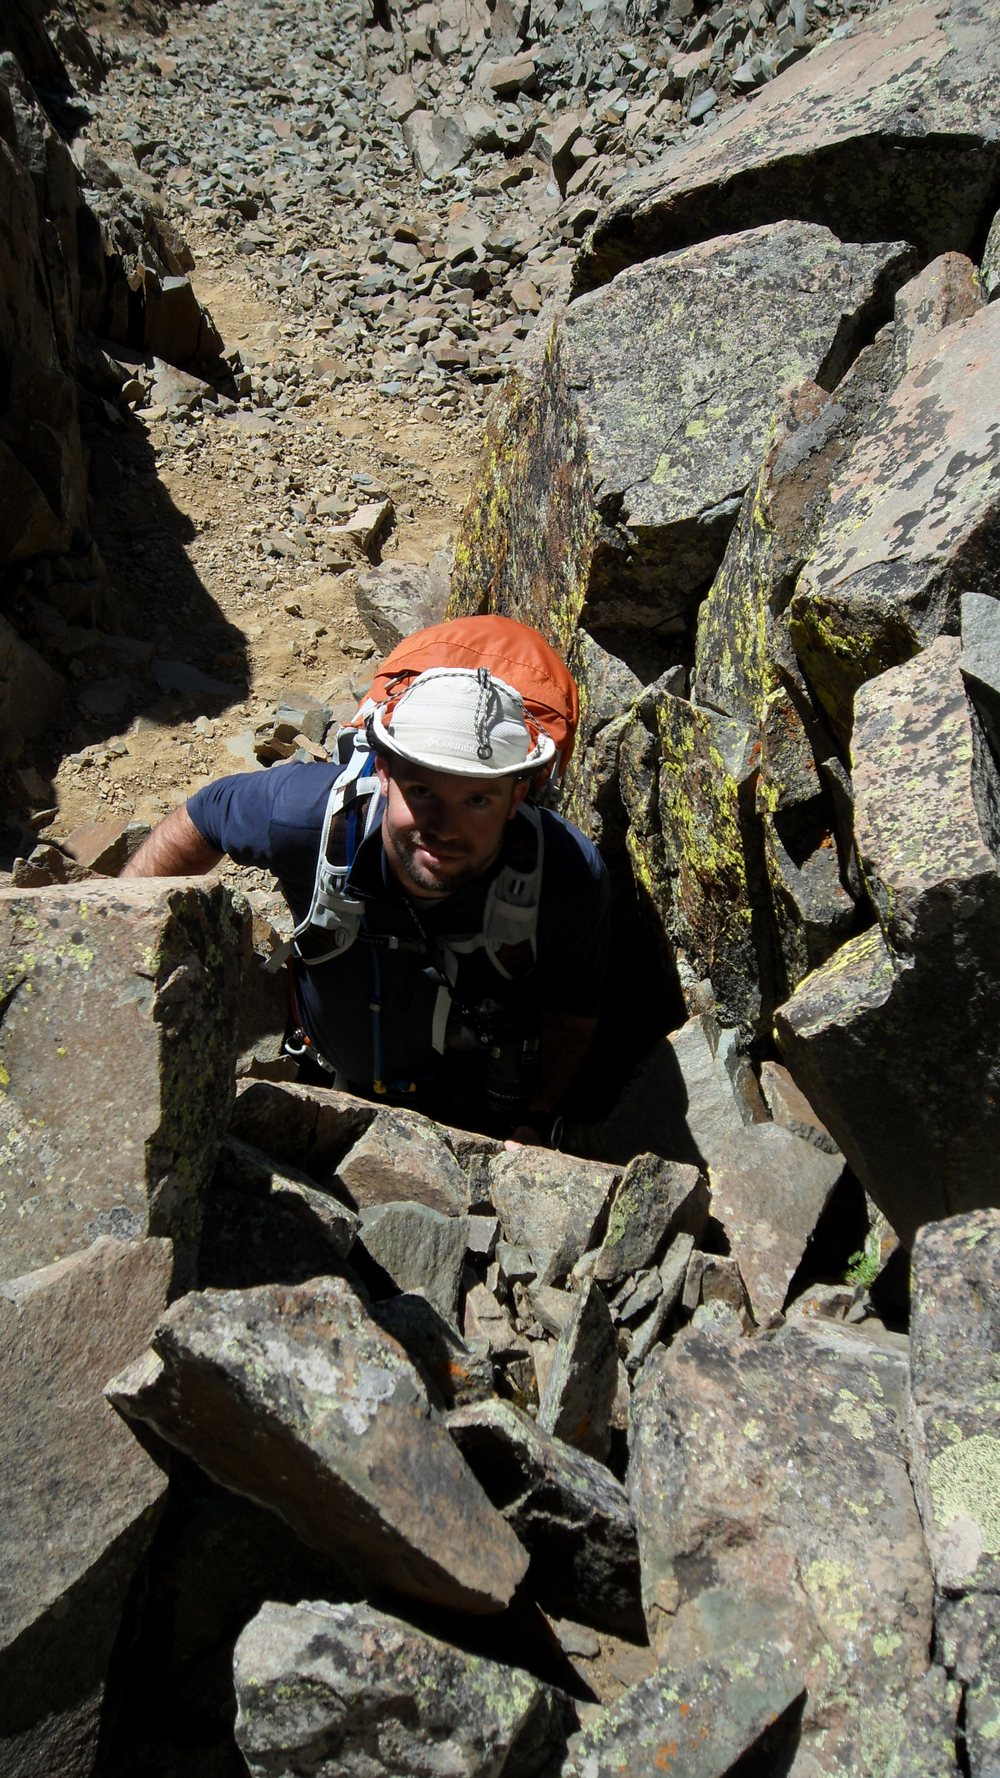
[
  {"xmin": 537, "ymin": 1278, "xmax": 618, "ymax": 1461},
  {"xmin": 447, "ymin": 1396, "xmax": 644, "ymax": 1639},
  {"xmin": 592, "ymin": 1152, "xmax": 707, "ymax": 1291},
  {"xmin": 0, "ymin": 1236, "xmax": 172, "ymax": 1776},
  {"xmin": 708, "ymin": 1123, "xmax": 844, "ymax": 1324},
  {"xmin": 576, "ymin": 0, "xmax": 1000, "ymax": 292},
  {"xmin": 0, "ymin": 879, "xmax": 245, "ymax": 1288},
  {"xmin": 108, "ymin": 1276, "xmax": 528, "ymax": 1615},
  {"xmin": 629, "ymin": 1317, "xmax": 933, "ymax": 1772},
  {"xmin": 234, "ymin": 1599, "xmax": 575, "ymax": 1778}
]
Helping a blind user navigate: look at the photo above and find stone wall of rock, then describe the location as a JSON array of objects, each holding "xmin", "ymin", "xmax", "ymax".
[
  {"xmin": 0, "ymin": 0, "xmax": 223, "ymax": 757},
  {"xmin": 452, "ymin": 0, "xmax": 1000, "ymax": 1243}
]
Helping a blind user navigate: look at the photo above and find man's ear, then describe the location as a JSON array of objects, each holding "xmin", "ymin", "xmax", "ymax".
[
  {"xmin": 507, "ymin": 779, "xmax": 532, "ymax": 819},
  {"xmin": 374, "ymin": 756, "xmax": 391, "ymax": 792}
]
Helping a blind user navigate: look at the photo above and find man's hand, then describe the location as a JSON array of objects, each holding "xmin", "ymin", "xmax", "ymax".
[
  {"xmin": 504, "ymin": 1113, "xmax": 563, "ymax": 1152},
  {"xmin": 119, "ymin": 806, "xmax": 223, "ymax": 878}
]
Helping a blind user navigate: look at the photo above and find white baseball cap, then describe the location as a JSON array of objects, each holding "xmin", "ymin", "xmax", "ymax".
[{"xmin": 369, "ymin": 666, "xmax": 557, "ymax": 778}]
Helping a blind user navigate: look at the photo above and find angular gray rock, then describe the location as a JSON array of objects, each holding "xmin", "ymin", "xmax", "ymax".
[
  {"xmin": 486, "ymin": 1147, "xmax": 618, "ymax": 1285},
  {"xmin": 108, "ymin": 1275, "xmax": 528, "ymax": 1614},
  {"xmin": 447, "ymin": 1396, "xmax": 644, "ymax": 1638},
  {"xmin": 229, "ymin": 1079, "xmax": 373, "ymax": 1176},
  {"xmin": 402, "ymin": 108, "xmax": 472, "ymax": 178},
  {"xmin": 961, "ymin": 588, "xmax": 1000, "ymax": 765},
  {"xmin": 0, "ymin": 1237, "xmax": 172, "ymax": 1776},
  {"xmin": 233, "ymin": 1598, "xmax": 575, "ymax": 1778},
  {"xmin": 337, "ymin": 1107, "xmax": 471, "ymax": 1214},
  {"xmin": 560, "ymin": 222, "xmax": 911, "ymax": 627},
  {"xmin": 579, "ymin": 1010, "xmax": 766, "ymax": 1166},
  {"xmin": 629, "ymin": 1316, "xmax": 933, "ymax": 1773},
  {"xmin": 759, "ymin": 1060, "xmax": 840, "ymax": 1155},
  {"xmin": 707, "ymin": 1122, "xmax": 844, "ymax": 1324},
  {"xmin": 358, "ymin": 1199, "xmax": 468, "ymax": 1321},
  {"xmin": 790, "ymin": 300, "xmax": 1000, "ymax": 741},
  {"xmin": 0, "ymin": 879, "xmax": 245, "ymax": 1288},
  {"xmin": 591, "ymin": 1151, "xmax": 707, "ymax": 1290},
  {"xmin": 775, "ymin": 637, "xmax": 1000, "ymax": 1245}
]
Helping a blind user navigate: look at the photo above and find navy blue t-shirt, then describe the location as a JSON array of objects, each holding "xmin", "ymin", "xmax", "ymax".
[{"xmin": 188, "ymin": 761, "xmax": 609, "ymax": 1105}]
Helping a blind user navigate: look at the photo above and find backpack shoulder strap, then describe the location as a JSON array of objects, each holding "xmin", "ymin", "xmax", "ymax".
[
  {"xmin": 444, "ymin": 803, "xmax": 544, "ymax": 982},
  {"xmin": 293, "ymin": 753, "xmax": 382, "ymax": 964}
]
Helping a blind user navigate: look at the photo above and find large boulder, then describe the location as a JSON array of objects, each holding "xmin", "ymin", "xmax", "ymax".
[
  {"xmin": 0, "ymin": 879, "xmax": 246, "ymax": 1289},
  {"xmin": 108, "ymin": 1274, "xmax": 529, "ymax": 1615},
  {"xmin": 629, "ymin": 1316, "xmax": 934, "ymax": 1774},
  {"xmin": 234, "ymin": 1599, "xmax": 575, "ymax": 1778},
  {"xmin": 0, "ymin": 1236, "xmax": 172, "ymax": 1777},
  {"xmin": 790, "ymin": 299, "xmax": 1000, "ymax": 741},
  {"xmin": 452, "ymin": 224, "xmax": 911, "ymax": 658}
]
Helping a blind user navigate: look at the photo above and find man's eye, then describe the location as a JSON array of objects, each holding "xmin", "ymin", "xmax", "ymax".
[{"xmin": 467, "ymin": 795, "xmax": 489, "ymax": 810}]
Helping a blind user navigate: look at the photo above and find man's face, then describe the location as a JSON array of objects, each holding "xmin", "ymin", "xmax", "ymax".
[{"xmin": 376, "ymin": 758, "xmax": 530, "ymax": 899}]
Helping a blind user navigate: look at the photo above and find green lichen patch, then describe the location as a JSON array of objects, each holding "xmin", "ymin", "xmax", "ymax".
[{"xmin": 927, "ymin": 1433, "xmax": 1000, "ymax": 1554}]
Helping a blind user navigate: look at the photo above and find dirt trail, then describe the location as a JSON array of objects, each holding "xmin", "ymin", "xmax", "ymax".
[{"xmin": 48, "ymin": 1, "xmax": 492, "ymax": 843}]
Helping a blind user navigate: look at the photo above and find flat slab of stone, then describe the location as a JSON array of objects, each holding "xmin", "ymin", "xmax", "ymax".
[
  {"xmin": 577, "ymin": 0, "xmax": 1000, "ymax": 291},
  {"xmin": 560, "ymin": 223, "xmax": 910, "ymax": 624},
  {"xmin": 108, "ymin": 1275, "xmax": 528, "ymax": 1615},
  {"xmin": 0, "ymin": 879, "xmax": 244, "ymax": 1287},
  {"xmin": 629, "ymin": 1316, "xmax": 933, "ymax": 1772},
  {"xmin": 791, "ymin": 302, "xmax": 1000, "ymax": 739},
  {"xmin": 0, "ymin": 1236, "xmax": 172, "ymax": 1773},
  {"xmin": 234, "ymin": 1599, "xmax": 574, "ymax": 1778}
]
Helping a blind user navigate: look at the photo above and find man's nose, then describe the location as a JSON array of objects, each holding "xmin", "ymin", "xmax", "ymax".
[{"xmin": 422, "ymin": 797, "xmax": 457, "ymax": 836}]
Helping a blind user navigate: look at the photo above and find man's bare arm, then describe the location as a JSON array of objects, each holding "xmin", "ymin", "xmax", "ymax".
[{"xmin": 119, "ymin": 805, "xmax": 223, "ymax": 878}]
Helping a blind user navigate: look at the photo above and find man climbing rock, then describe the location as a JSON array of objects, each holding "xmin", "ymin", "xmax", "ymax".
[{"xmin": 122, "ymin": 661, "xmax": 609, "ymax": 1147}]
